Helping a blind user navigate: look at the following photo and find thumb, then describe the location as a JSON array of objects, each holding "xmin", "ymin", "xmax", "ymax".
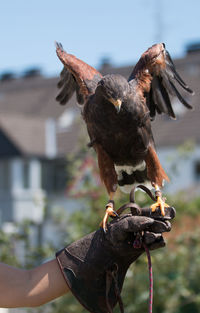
[
  {"xmin": 125, "ymin": 216, "xmax": 155, "ymax": 232},
  {"xmin": 111, "ymin": 215, "xmax": 154, "ymax": 235}
]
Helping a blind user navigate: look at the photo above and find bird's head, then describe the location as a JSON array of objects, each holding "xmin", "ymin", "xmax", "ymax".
[{"xmin": 97, "ymin": 74, "xmax": 129, "ymax": 113}]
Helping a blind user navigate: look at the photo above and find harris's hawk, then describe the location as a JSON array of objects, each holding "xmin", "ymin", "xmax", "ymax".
[{"xmin": 55, "ymin": 42, "xmax": 194, "ymax": 230}]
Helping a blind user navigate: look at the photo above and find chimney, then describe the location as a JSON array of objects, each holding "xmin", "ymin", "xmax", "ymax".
[
  {"xmin": 1, "ymin": 71, "xmax": 16, "ymax": 81},
  {"xmin": 23, "ymin": 67, "xmax": 42, "ymax": 79},
  {"xmin": 186, "ymin": 42, "xmax": 200, "ymax": 55}
]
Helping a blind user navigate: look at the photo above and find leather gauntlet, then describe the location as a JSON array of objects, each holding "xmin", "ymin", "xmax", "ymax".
[{"xmin": 56, "ymin": 208, "xmax": 174, "ymax": 313}]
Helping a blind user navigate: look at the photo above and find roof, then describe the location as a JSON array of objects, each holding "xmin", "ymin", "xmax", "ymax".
[
  {"xmin": 152, "ymin": 105, "xmax": 200, "ymax": 147},
  {"xmin": 0, "ymin": 50, "xmax": 199, "ymax": 157},
  {"xmin": 0, "ymin": 113, "xmax": 46, "ymax": 156},
  {"xmin": 0, "ymin": 76, "xmax": 62, "ymax": 118},
  {"xmin": 0, "ymin": 77, "xmax": 83, "ymax": 158}
]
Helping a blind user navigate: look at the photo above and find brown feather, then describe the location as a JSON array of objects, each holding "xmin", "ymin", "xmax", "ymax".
[
  {"xmin": 56, "ymin": 43, "xmax": 102, "ymax": 99},
  {"xmin": 94, "ymin": 144, "xmax": 118, "ymax": 195},
  {"xmin": 128, "ymin": 43, "xmax": 193, "ymax": 120},
  {"xmin": 145, "ymin": 145, "xmax": 169, "ymax": 187}
]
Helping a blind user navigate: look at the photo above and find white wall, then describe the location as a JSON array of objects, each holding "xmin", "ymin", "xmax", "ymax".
[
  {"xmin": 10, "ymin": 158, "xmax": 45, "ymax": 223},
  {"xmin": 157, "ymin": 145, "xmax": 200, "ymax": 194},
  {"xmin": 0, "ymin": 309, "xmax": 9, "ymax": 313}
]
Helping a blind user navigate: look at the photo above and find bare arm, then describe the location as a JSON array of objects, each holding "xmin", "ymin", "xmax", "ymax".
[{"xmin": 0, "ymin": 259, "xmax": 69, "ymax": 308}]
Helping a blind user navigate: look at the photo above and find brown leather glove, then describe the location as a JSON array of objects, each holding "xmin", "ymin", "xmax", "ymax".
[{"xmin": 56, "ymin": 207, "xmax": 175, "ymax": 313}]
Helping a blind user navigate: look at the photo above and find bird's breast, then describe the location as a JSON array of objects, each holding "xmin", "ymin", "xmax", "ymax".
[{"xmin": 84, "ymin": 97, "xmax": 150, "ymax": 162}]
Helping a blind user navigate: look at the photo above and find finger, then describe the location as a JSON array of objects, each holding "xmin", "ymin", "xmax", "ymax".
[
  {"xmin": 148, "ymin": 237, "xmax": 166, "ymax": 250},
  {"xmin": 118, "ymin": 215, "xmax": 155, "ymax": 233},
  {"xmin": 143, "ymin": 232, "xmax": 162, "ymax": 245},
  {"xmin": 108, "ymin": 215, "xmax": 155, "ymax": 242},
  {"xmin": 148, "ymin": 220, "xmax": 171, "ymax": 233},
  {"xmin": 140, "ymin": 206, "xmax": 176, "ymax": 220}
]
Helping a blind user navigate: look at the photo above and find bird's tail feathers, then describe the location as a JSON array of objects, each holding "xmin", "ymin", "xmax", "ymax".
[{"xmin": 145, "ymin": 146, "xmax": 169, "ymax": 188}]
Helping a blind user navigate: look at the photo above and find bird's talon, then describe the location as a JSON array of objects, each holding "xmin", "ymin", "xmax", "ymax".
[
  {"xmin": 103, "ymin": 224, "xmax": 108, "ymax": 233},
  {"xmin": 104, "ymin": 206, "xmax": 117, "ymax": 218},
  {"xmin": 100, "ymin": 205, "xmax": 118, "ymax": 231},
  {"xmin": 150, "ymin": 196, "xmax": 170, "ymax": 216},
  {"xmin": 113, "ymin": 210, "xmax": 119, "ymax": 218},
  {"xmin": 151, "ymin": 203, "xmax": 157, "ymax": 212}
]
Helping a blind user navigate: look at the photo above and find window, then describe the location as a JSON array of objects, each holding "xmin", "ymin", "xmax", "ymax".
[
  {"xmin": 41, "ymin": 159, "xmax": 67, "ymax": 193},
  {"xmin": 22, "ymin": 160, "xmax": 30, "ymax": 189},
  {"xmin": 194, "ymin": 161, "xmax": 200, "ymax": 181},
  {"xmin": 0, "ymin": 159, "xmax": 10, "ymax": 190}
]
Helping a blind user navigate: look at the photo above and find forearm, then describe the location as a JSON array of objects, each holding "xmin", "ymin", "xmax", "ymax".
[
  {"xmin": 0, "ymin": 259, "xmax": 69, "ymax": 308},
  {"xmin": 0, "ymin": 263, "xmax": 29, "ymax": 307}
]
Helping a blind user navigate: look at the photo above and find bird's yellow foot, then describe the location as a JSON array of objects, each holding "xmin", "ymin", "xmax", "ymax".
[
  {"xmin": 100, "ymin": 202, "xmax": 119, "ymax": 232},
  {"xmin": 150, "ymin": 196, "xmax": 170, "ymax": 216}
]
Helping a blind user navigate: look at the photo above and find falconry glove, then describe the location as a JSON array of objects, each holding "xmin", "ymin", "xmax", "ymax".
[{"xmin": 56, "ymin": 207, "xmax": 174, "ymax": 313}]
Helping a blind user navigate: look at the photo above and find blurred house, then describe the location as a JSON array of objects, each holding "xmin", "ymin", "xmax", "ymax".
[
  {"xmin": 0, "ymin": 71, "xmax": 84, "ymax": 225},
  {"xmin": 0, "ymin": 43, "xmax": 199, "ymax": 226}
]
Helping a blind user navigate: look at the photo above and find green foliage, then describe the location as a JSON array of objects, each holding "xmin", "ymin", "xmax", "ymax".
[
  {"xmin": 121, "ymin": 230, "xmax": 200, "ymax": 313},
  {"xmin": 165, "ymin": 192, "xmax": 200, "ymax": 218},
  {"xmin": 0, "ymin": 229, "xmax": 20, "ymax": 266},
  {"xmin": 0, "ymin": 219, "xmax": 57, "ymax": 270}
]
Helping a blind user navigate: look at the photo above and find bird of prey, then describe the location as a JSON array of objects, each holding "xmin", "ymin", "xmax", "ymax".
[{"xmin": 55, "ymin": 42, "xmax": 194, "ymax": 231}]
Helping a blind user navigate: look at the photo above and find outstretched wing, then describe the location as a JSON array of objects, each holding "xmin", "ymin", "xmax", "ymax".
[
  {"xmin": 128, "ymin": 43, "xmax": 194, "ymax": 120},
  {"xmin": 55, "ymin": 42, "xmax": 102, "ymax": 105}
]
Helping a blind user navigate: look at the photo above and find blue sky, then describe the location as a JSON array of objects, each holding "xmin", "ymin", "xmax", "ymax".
[{"xmin": 1, "ymin": 0, "xmax": 200, "ymax": 77}]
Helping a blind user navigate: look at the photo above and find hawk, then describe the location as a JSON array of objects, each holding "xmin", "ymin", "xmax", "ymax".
[{"xmin": 55, "ymin": 42, "xmax": 194, "ymax": 231}]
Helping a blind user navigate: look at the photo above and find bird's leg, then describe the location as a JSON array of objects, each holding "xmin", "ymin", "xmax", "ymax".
[
  {"xmin": 150, "ymin": 184, "xmax": 170, "ymax": 216},
  {"xmin": 100, "ymin": 193, "xmax": 119, "ymax": 232},
  {"xmin": 94, "ymin": 143, "xmax": 118, "ymax": 231}
]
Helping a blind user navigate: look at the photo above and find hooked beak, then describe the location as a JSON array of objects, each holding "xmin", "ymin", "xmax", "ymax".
[{"xmin": 109, "ymin": 98, "xmax": 122, "ymax": 113}]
